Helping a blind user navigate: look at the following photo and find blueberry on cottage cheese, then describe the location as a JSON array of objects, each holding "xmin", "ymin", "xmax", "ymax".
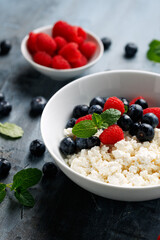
[
  {"xmin": 129, "ymin": 122, "xmax": 140, "ymax": 136},
  {"xmin": 142, "ymin": 113, "xmax": 159, "ymax": 128},
  {"xmin": 42, "ymin": 162, "xmax": 58, "ymax": 178},
  {"xmin": 136, "ymin": 123, "xmax": 154, "ymax": 142},
  {"xmin": 30, "ymin": 96, "xmax": 47, "ymax": 115},
  {"xmin": 117, "ymin": 114, "xmax": 133, "ymax": 131},
  {"xmin": 0, "ymin": 40, "xmax": 12, "ymax": 55},
  {"xmin": 0, "ymin": 100, "xmax": 12, "ymax": 116},
  {"xmin": 90, "ymin": 96, "xmax": 105, "ymax": 108},
  {"xmin": 30, "ymin": 139, "xmax": 46, "ymax": 156},
  {"xmin": 88, "ymin": 104, "xmax": 103, "ymax": 114},
  {"xmin": 66, "ymin": 118, "xmax": 77, "ymax": 128},
  {"xmin": 76, "ymin": 138, "xmax": 88, "ymax": 151},
  {"xmin": 128, "ymin": 104, "xmax": 143, "ymax": 122},
  {"xmin": 72, "ymin": 105, "xmax": 89, "ymax": 118},
  {"xmin": 60, "ymin": 137, "xmax": 76, "ymax": 155},
  {"xmin": 124, "ymin": 43, "xmax": 138, "ymax": 58},
  {"xmin": 87, "ymin": 136, "xmax": 100, "ymax": 149},
  {"xmin": 0, "ymin": 158, "xmax": 11, "ymax": 179}
]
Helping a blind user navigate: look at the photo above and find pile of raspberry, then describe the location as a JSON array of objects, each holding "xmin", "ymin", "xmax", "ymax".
[{"xmin": 27, "ymin": 21, "xmax": 97, "ymax": 69}]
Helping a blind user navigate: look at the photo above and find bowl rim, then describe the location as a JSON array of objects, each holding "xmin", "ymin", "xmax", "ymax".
[
  {"xmin": 41, "ymin": 70, "xmax": 160, "ymax": 190},
  {"xmin": 21, "ymin": 25, "xmax": 104, "ymax": 72}
]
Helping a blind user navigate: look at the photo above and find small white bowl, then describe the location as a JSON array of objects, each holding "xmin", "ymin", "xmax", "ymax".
[
  {"xmin": 21, "ymin": 25, "xmax": 104, "ymax": 80},
  {"xmin": 41, "ymin": 70, "xmax": 160, "ymax": 201}
]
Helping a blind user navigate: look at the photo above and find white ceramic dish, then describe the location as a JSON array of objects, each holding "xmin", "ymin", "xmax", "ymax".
[
  {"xmin": 21, "ymin": 25, "xmax": 104, "ymax": 80},
  {"xmin": 41, "ymin": 70, "xmax": 160, "ymax": 201}
]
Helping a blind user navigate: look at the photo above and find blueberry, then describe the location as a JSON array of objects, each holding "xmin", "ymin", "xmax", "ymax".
[
  {"xmin": 73, "ymin": 105, "xmax": 89, "ymax": 118},
  {"xmin": 0, "ymin": 93, "xmax": 5, "ymax": 102},
  {"xmin": 119, "ymin": 97, "xmax": 129, "ymax": 111},
  {"xmin": 142, "ymin": 113, "xmax": 159, "ymax": 128},
  {"xmin": 129, "ymin": 122, "xmax": 140, "ymax": 136},
  {"xmin": 101, "ymin": 37, "xmax": 111, "ymax": 50},
  {"xmin": 30, "ymin": 96, "xmax": 47, "ymax": 115},
  {"xmin": 0, "ymin": 40, "xmax": 11, "ymax": 55},
  {"xmin": 103, "ymin": 97, "xmax": 109, "ymax": 102},
  {"xmin": 135, "ymin": 99, "xmax": 148, "ymax": 109},
  {"xmin": 75, "ymin": 138, "xmax": 88, "ymax": 151},
  {"xmin": 87, "ymin": 136, "xmax": 100, "ymax": 149},
  {"xmin": 90, "ymin": 97, "xmax": 105, "ymax": 108},
  {"xmin": 125, "ymin": 43, "xmax": 138, "ymax": 58},
  {"xmin": 0, "ymin": 158, "xmax": 11, "ymax": 179},
  {"xmin": 60, "ymin": 137, "xmax": 76, "ymax": 155},
  {"xmin": 66, "ymin": 118, "xmax": 77, "ymax": 128},
  {"xmin": 136, "ymin": 123, "xmax": 154, "ymax": 142},
  {"xmin": 0, "ymin": 101, "xmax": 12, "ymax": 116},
  {"xmin": 88, "ymin": 105, "xmax": 103, "ymax": 114},
  {"xmin": 42, "ymin": 162, "xmax": 58, "ymax": 178},
  {"xmin": 128, "ymin": 104, "xmax": 143, "ymax": 122},
  {"xmin": 117, "ymin": 114, "xmax": 133, "ymax": 131},
  {"xmin": 30, "ymin": 139, "xmax": 46, "ymax": 156}
]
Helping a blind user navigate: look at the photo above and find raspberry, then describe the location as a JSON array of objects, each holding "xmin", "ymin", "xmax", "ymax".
[
  {"xmin": 52, "ymin": 55, "xmax": 71, "ymax": 69},
  {"xmin": 157, "ymin": 235, "xmax": 160, "ymax": 240},
  {"xmin": 103, "ymin": 97, "xmax": 125, "ymax": 115},
  {"xmin": 75, "ymin": 114, "xmax": 92, "ymax": 124},
  {"xmin": 80, "ymin": 41, "xmax": 97, "ymax": 59},
  {"xmin": 71, "ymin": 55, "xmax": 87, "ymax": 68},
  {"xmin": 27, "ymin": 32, "xmax": 38, "ymax": 54},
  {"xmin": 36, "ymin": 33, "xmax": 57, "ymax": 56},
  {"xmin": 33, "ymin": 51, "xmax": 52, "ymax": 67},
  {"xmin": 143, "ymin": 108, "xmax": 160, "ymax": 128},
  {"xmin": 73, "ymin": 26, "xmax": 87, "ymax": 45},
  {"xmin": 54, "ymin": 36, "xmax": 67, "ymax": 51},
  {"xmin": 99, "ymin": 125, "xmax": 124, "ymax": 145},
  {"xmin": 129, "ymin": 96, "xmax": 144, "ymax": 106},
  {"xmin": 52, "ymin": 21, "xmax": 77, "ymax": 42},
  {"xmin": 59, "ymin": 42, "xmax": 82, "ymax": 63}
]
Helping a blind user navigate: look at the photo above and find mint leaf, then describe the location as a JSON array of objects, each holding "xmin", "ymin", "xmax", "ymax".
[
  {"xmin": 72, "ymin": 120, "xmax": 97, "ymax": 138},
  {"xmin": 92, "ymin": 113, "xmax": 103, "ymax": 128},
  {"xmin": 101, "ymin": 109, "xmax": 121, "ymax": 126},
  {"xmin": 14, "ymin": 188, "xmax": 35, "ymax": 207},
  {"xmin": 12, "ymin": 168, "xmax": 42, "ymax": 190},
  {"xmin": 147, "ymin": 40, "xmax": 160, "ymax": 63},
  {"xmin": 0, "ymin": 183, "xmax": 6, "ymax": 203},
  {"xmin": 0, "ymin": 123, "xmax": 24, "ymax": 138}
]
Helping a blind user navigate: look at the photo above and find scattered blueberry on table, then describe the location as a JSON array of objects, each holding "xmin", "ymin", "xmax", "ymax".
[
  {"xmin": 124, "ymin": 43, "xmax": 138, "ymax": 58},
  {"xmin": 0, "ymin": 100, "xmax": 12, "ymax": 116},
  {"xmin": 101, "ymin": 37, "xmax": 111, "ymax": 50},
  {"xmin": 0, "ymin": 40, "xmax": 11, "ymax": 55},
  {"xmin": 30, "ymin": 96, "xmax": 47, "ymax": 115},
  {"xmin": 0, "ymin": 158, "xmax": 11, "ymax": 179},
  {"xmin": 42, "ymin": 162, "xmax": 58, "ymax": 178},
  {"xmin": 30, "ymin": 139, "xmax": 46, "ymax": 156}
]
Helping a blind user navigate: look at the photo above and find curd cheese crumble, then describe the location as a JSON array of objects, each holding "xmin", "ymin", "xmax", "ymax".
[{"xmin": 64, "ymin": 128, "xmax": 160, "ymax": 186}]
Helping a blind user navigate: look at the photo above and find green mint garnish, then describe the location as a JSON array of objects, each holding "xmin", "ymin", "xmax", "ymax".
[
  {"xmin": 11, "ymin": 168, "xmax": 42, "ymax": 190},
  {"xmin": 0, "ymin": 122, "xmax": 24, "ymax": 138},
  {"xmin": 101, "ymin": 109, "xmax": 121, "ymax": 126},
  {"xmin": 147, "ymin": 40, "xmax": 160, "ymax": 63},
  {"xmin": 0, "ymin": 183, "xmax": 6, "ymax": 203},
  {"xmin": 0, "ymin": 168, "xmax": 42, "ymax": 208},
  {"xmin": 72, "ymin": 120, "xmax": 97, "ymax": 138},
  {"xmin": 72, "ymin": 108, "xmax": 121, "ymax": 138},
  {"xmin": 14, "ymin": 187, "xmax": 35, "ymax": 207}
]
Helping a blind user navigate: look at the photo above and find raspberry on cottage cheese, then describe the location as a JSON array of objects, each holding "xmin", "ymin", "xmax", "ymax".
[{"xmin": 64, "ymin": 128, "xmax": 160, "ymax": 187}]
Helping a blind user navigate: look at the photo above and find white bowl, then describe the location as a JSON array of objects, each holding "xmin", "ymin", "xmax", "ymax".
[
  {"xmin": 41, "ymin": 70, "xmax": 160, "ymax": 201},
  {"xmin": 21, "ymin": 25, "xmax": 104, "ymax": 80}
]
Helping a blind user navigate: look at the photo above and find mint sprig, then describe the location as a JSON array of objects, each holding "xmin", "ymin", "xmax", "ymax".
[
  {"xmin": 72, "ymin": 108, "xmax": 121, "ymax": 138},
  {"xmin": 147, "ymin": 40, "xmax": 160, "ymax": 63},
  {"xmin": 0, "ymin": 122, "xmax": 24, "ymax": 138},
  {"xmin": 0, "ymin": 168, "xmax": 42, "ymax": 207}
]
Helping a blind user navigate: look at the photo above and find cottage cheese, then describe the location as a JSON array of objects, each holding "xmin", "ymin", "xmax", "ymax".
[{"xmin": 64, "ymin": 128, "xmax": 160, "ymax": 186}]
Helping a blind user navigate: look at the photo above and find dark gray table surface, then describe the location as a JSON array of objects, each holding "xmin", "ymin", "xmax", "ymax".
[{"xmin": 1, "ymin": 0, "xmax": 160, "ymax": 239}]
